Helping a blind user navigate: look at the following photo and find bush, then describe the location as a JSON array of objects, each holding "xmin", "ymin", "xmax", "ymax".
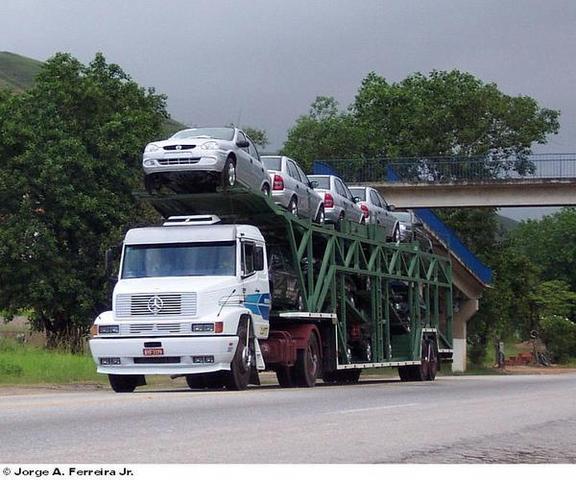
[{"xmin": 539, "ymin": 315, "xmax": 576, "ymax": 363}]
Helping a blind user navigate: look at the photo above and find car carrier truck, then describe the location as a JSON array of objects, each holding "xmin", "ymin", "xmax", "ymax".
[{"xmin": 89, "ymin": 189, "xmax": 454, "ymax": 392}]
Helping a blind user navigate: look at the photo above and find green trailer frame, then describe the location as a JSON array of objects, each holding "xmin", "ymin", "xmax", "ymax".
[{"xmin": 145, "ymin": 188, "xmax": 453, "ymax": 372}]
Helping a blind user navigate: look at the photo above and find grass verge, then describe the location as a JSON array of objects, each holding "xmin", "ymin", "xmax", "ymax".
[{"xmin": 0, "ymin": 338, "xmax": 104, "ymax": 385}]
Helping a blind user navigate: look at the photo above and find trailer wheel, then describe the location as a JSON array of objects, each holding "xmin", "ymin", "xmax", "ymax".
[
  {"xmin": 426, "ymin": 339, "xmax": 439, "ymax": 381},
  {"xmin": 398, "ymin": 338, "xmax": 433, "ymax": 382},
  {"xmin": 108, "ymin": 374, "xmax": 139, "ymax": 393},
  {"xmin": 293, "ymin": 331, "xmax": 321, "ymax": 387},
  {"xmin": 226, "ymin": 321, "xmax": 252, "ymax": 391}
]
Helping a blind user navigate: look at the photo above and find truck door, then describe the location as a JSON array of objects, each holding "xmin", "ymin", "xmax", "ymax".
[{"xmin": 241, "ymin": 240, "xmax": 270, "ymax": 338}]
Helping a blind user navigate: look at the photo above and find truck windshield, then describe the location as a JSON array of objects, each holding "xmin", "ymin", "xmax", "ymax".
[{"xmin": 121, "ymin": 242, "xmax": 236, "ymax": 278}]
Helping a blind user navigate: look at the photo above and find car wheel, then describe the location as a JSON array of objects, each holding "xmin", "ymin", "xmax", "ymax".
[
  {"xmin": 221, "ymin": 157, "xmax": 237, "ymax": 189},
  {"xmin": 336, "ymin": 213, "xmax": 345, "ymax": 231},
  {"xmin": 315, "ymin": 206, "xmax": 325, "ymax": 224},
  {"xmin": 288, "ymin": 197, "xmax": 299, "ymax": 217}
]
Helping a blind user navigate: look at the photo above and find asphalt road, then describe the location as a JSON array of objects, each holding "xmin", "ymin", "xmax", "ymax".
[{"xmin": 1, "ymin": 373, "xmax": 575, "ymax": 463}]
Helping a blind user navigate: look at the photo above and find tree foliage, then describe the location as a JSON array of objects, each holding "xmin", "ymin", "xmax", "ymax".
[
  {"xmin": 0, "ymin": 53, "xmax": 167, "ymax": 350},
  {"xmin": 242, "ymin": 126, "xmax": 269, "ymax": 150}
]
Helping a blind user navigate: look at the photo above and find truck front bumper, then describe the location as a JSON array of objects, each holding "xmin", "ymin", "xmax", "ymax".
[{"xmin": 89, "ymin": 335, "xmax": 239, "ymax": 375}]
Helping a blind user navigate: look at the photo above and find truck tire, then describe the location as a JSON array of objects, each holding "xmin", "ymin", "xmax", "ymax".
[
  {"xmin": 226, "ymin": 322, "xmax": 252, "ymax": 391},
  {"xmin": 108, "ymin": 374, "xmax": 139, "ymax": 393},
  {"xmin": 293, "ymin": 331, "xmax": 321, "ymax": 387},
  {"xmin": 185, "ymin": 374, "xmax": 206, "ymax": 390},
  {"xmin": 426, "ymin": 339, "xmax": 439, "ymax": 381},
  {"xmin": 398, "ymin": 338, "xmax": 433, "ymax": 382},
  {"xmin": 275, "ymin": 366, "xmax": 294, "ymax": 388}
]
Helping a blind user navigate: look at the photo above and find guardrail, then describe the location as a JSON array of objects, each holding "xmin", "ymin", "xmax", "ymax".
[{"xmin": 313, "ymin": 153, "xmax": 576, "ymax": 184}]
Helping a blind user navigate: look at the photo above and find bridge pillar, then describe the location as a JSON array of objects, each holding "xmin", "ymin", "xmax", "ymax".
[{"xmin": 452, "ymin": 298, "xmax": 479, "ymax": 372}]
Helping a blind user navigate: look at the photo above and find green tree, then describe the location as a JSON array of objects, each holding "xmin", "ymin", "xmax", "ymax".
[
  {"xmin": 511, "ymin": 208, "xmax": 576, "ymax": 291},
  {"xmin": 242, "ymin": 127, "xmax": 269, "ymax": 150},
  {"xmin": 282, "ymin": 96, "xmax": 364, "ymax": 170},
  {"xmin": 0, "ymin": 53, "xmax": 167, "ymax": 351}
]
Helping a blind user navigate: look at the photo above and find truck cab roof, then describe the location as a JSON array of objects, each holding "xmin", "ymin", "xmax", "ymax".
[{"xmin": 124, "ymin": 224, "xmax": 264, "ymax": 245}]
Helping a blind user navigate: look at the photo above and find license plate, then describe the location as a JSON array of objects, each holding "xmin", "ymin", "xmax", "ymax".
[{"xmin": 143, "ymin": 348, "xmax": 164, "ymax": 356}]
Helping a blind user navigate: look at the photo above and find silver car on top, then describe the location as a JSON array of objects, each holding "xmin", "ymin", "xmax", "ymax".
[
  {"xmin": 308, "ymin": 175, "xmax": 365, "ymax": 227},
  {"xmin": 349, "ymin": 186, "xmax": 400, "ymax": 241},
  {"xmin": 262, "ymin": 156, "xmax": 325, "ymax": 223},
  {"xmin": 142, "ymin": 127, "xmax": 271, "ymax": 195}
]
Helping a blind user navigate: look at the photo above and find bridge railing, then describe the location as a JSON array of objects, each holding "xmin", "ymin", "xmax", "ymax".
[{"xmin": 313, "ymin": 153, "xmax": 576, "ymax": 184}]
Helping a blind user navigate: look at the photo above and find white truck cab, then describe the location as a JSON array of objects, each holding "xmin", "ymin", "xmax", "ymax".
[{"xmin": 89, "ymin": 215, "xmax": 270, "ymax": 392}]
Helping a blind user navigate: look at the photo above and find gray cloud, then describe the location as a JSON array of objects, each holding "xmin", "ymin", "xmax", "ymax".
[{"xmin": 2, "ymin": 0, "xmax": 575, "ymax": 219}]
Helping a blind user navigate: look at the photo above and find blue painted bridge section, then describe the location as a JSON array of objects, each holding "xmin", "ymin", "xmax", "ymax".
[{"xmin": 313, "ymin": 161, "xmax": 493, "ymax": 285}]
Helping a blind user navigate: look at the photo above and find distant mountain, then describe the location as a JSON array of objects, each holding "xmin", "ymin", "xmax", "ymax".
[
  {"xmin": 0, "ymin": 51, "xmax": 185, "ymax": 134},
  {"xmin": 0, "ymin": 51, "xmax": 43, "ymax": 91},
  {"xmin": 496, "ymin": 214, "xmax": 519, "ymax": 239}
]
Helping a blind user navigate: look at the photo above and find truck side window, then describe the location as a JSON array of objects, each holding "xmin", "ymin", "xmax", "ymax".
[
  {"xmin": 254, "ymin": 246, "xmax": 264, "ymax": 271},
  {"xmin": 242, "ymin": 242, "xmax": 255, "ymax": 276}
]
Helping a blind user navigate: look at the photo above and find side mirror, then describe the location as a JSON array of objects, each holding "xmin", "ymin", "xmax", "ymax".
[
  {"xmin": 104, "ymin": 245, "xmax": 122, "ymax": 276},
  {"xmin": 310, "ymin": 180, "xmax": 319, "ymax": 189},
  {"xmin": 387, "ymin": 204, "xmax": 396, "ymax": 211},
  {"xmin": 354, "ymin": 196, "xmax": 361, "ymax": 203},
  {"xmin": 236, "ymin": 140, "xmax": 249, "ymax": 148}
]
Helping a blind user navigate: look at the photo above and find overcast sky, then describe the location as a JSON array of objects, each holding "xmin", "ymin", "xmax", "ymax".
[{"xmin": 2, "ymin": 0, "xmax": 576, "ymax": 218}]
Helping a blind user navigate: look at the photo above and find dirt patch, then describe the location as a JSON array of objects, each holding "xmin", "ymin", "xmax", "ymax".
[{"xmin": 502, "ymin": 365, "xmax": 576, "ymax": 375}]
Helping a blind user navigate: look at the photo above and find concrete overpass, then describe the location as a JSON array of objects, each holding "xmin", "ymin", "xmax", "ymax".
[
  {"xmin": 369, "ymin": 178, "xmax": 576, "ymax": 208},
  {"xmin": 311, "ymin": 154, "xmax": 576, "ymax": 371}
]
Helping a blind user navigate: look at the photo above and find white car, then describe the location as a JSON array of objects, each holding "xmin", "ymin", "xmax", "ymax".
[
  {"xmin": 349, "ymin": 186, "xmax": 400, "ymax": 241},
  {"xmin": 262, "ymin": 155, "xmax": 325, "ymax": 223},
  {"xmin": 142, "ymin": 127, "xmax": 271, "ymax": 195},
  {"xmin": 308, "ymin": 175, "xmax": 365, "ymax": 227}
]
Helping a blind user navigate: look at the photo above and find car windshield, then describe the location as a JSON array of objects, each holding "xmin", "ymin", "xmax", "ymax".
[
  {"xmin": 170, "ymin": 128, "xmax": 235, "ymax": 141},
  {"xmin": 309, "ymin": 176, "xmax": 331, "ymax": 189},
  {"xmin": 262, "ymin": 157, "xmax": 283, "ymax": 171},
  {"xmin": 121, "ymin": 242, "xmax": 236, "ymax": 278},
  {"xmin": 349, "ymin": 188, "xmax": 366, "ymax": 201}
]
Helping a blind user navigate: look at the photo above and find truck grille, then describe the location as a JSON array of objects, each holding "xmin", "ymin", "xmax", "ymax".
[
  {"xmin": 115, "ymin": 293, "xmax": 197, "ymax": 319},
  {"xmin": 158, "ymin": 158, "xmax": 200, "ymax": 165}
]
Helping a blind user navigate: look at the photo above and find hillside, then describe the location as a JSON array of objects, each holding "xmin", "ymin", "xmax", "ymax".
[
  {"xmin": 0, "ymin": 51, "xmax": 43, "ymax": 91},
  {"xmin": 0, "ymin": 51, "xmax": 186, "ymax": 133}
]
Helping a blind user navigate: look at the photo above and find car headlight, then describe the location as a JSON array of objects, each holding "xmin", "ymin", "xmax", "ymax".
[
  {"xmin": 145, "ymin": 143, "xmax": 161, "ymax": 153},
  {"xmin": 399, "ymin": 224, "xmax": 408, "ymax": 232},
  {"xmin": 200, "ymin": 141, "xmax": 219, "ymax": 150}
]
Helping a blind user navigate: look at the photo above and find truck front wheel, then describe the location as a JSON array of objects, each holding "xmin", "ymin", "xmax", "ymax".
[
  {"xmin": 226, "ymin": 323, "xmax": 252, "ymax": 390},
  {"xmin": 108, "ymin": 374, "xmax": 141, "ymax": 393}
]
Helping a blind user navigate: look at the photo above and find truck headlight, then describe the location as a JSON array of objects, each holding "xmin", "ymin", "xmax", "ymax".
[
  {"xmin": 191, "ymin": 322, "xmax": 223, "ymax": 333},
  {"xmin": 98, "ymin": 325, "xmax": 120, "ymax": 334}
]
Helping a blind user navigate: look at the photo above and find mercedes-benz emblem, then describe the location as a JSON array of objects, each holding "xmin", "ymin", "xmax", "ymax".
[
  {"xmin": 175, "ymin": 145, "xmax": 182, "ymax": 150},
  {"xmin": 147, "ymin": 295, "xmax": 164, "ymax": 314}
]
